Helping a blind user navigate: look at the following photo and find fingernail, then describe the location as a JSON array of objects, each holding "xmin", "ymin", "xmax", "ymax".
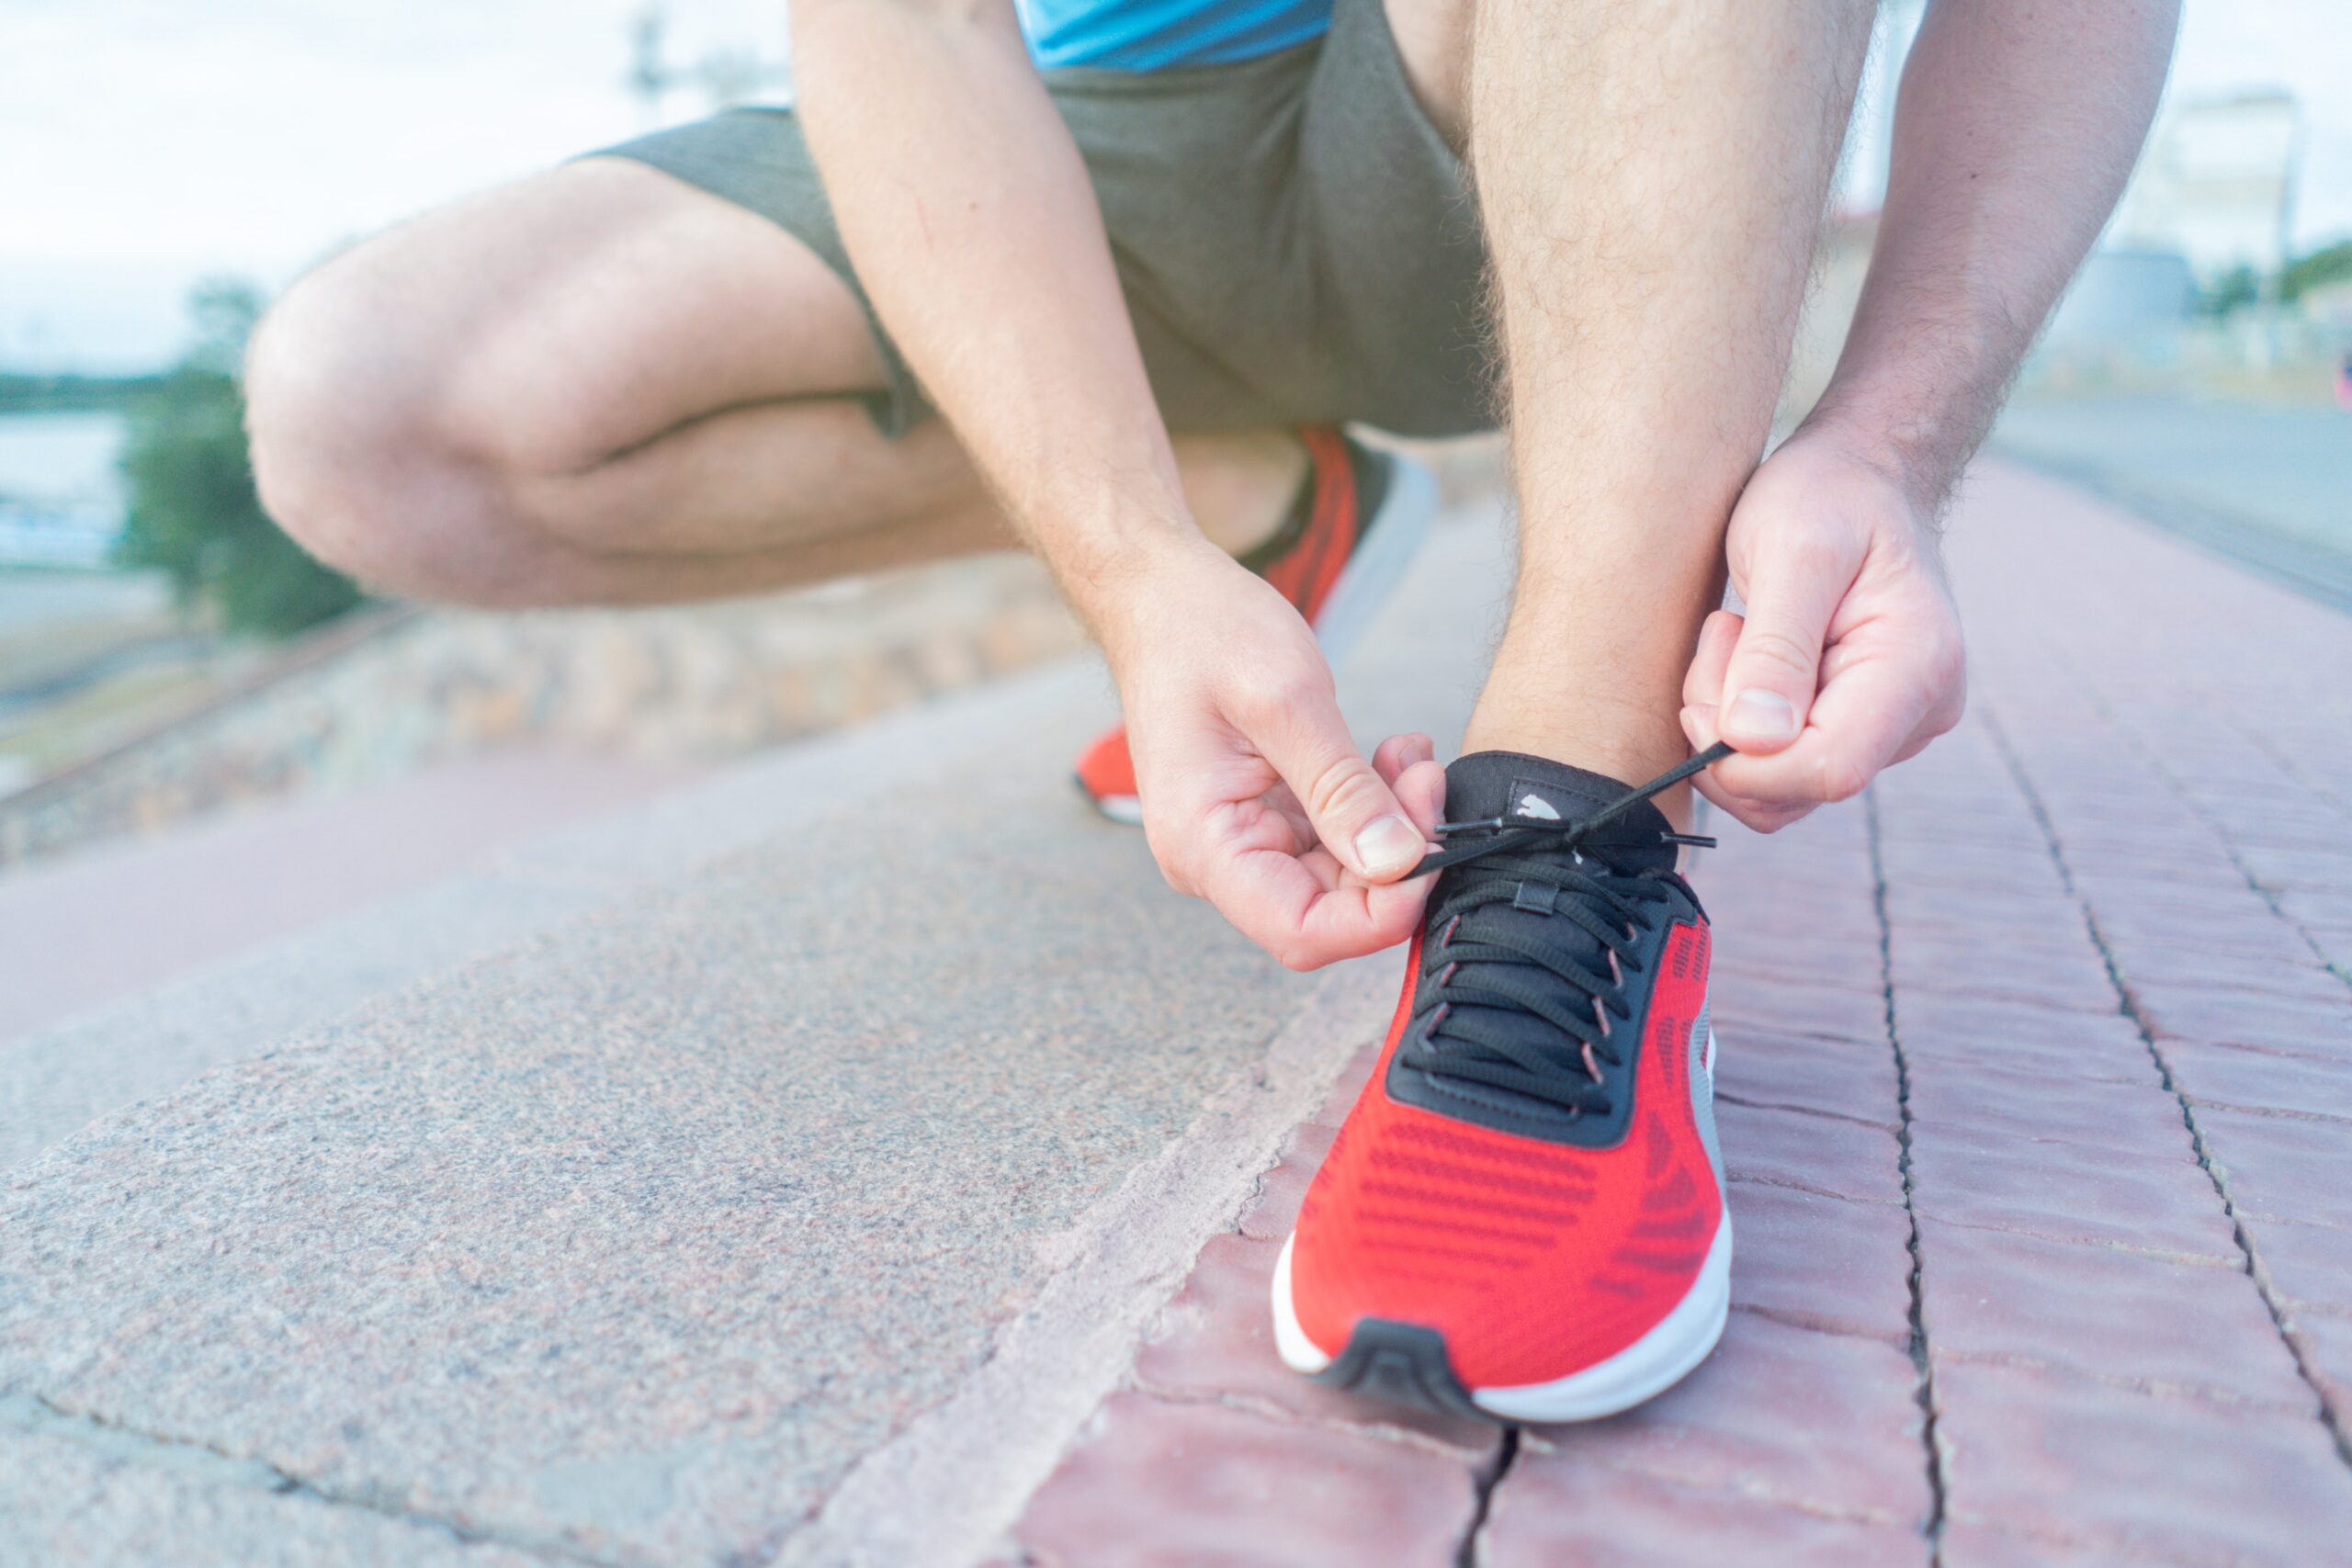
[
  {"xmin": 1353, "ymin": 814, "xmax": 1422, "ymax": 877},
  {"xmin": 1727, "ymin": 689, "xmax": 1798, "ymax": 740}
]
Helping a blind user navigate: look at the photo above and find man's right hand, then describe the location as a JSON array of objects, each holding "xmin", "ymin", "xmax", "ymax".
[{"xmin": 1097, "ymin": 536, "xmax": 1446, "ymax": 972}]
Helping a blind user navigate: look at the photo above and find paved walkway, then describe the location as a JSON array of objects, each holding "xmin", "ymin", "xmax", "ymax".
[
  {"xmin": 3, "ymin": 460, "xmax": 2348, "ymax": 1565},
  {"xmin": 1012, "ymin": 462, "xmax": 2352, "ymax": 1567},
  {"xmin": 0, "ymin": 750, "xmax": 695, "ymax": 1046}
]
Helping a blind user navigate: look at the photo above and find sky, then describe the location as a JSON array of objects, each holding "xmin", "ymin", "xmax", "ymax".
[{"xmin": 4, "ymin": 0, "xmax": 2350, "ymax": 372}]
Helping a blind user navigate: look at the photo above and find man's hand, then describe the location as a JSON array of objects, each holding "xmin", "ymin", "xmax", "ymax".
[
  {"xmin": 1679, "ymin": 430, "xmax": 1965, "ymax": 831},
  {"xmin": 1100, "ymin": 537, "xmax": 1447, "ymax": 971}
]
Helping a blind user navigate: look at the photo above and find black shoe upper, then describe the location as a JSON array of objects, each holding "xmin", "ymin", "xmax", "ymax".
[{"xmin": 1385, "ymin": 750, "xmax": 1712, "ymax": 1149}]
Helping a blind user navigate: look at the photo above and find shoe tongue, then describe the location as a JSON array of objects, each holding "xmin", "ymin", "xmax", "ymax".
[{"xmin": 1441, "ymin": 751, "xmax": 1679, "ymax": 874}]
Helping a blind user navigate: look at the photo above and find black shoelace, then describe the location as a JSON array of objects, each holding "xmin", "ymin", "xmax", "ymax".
[{"xmin": 1396, "ymin": 743, "xmax": 1732, "ymax": 1117}]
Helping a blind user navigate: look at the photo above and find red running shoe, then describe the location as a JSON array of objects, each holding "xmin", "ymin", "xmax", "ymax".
[
  {"xmin": 1072, "ymin": 427, "xmax": 1434, "ymax": 823},
  {"xmin": 1272, "ymin": 747, "xmax": 1732, "ymax": 1424}
]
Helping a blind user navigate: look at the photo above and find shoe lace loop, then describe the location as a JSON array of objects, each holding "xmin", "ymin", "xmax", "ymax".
[{"xmin": 1397, "ymin": 743, "xmax": 1730, "ymax": 1117}]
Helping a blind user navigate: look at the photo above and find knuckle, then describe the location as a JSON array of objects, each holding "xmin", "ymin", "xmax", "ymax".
[
  {"xmin": 1776, "ymin": 528, "xmax": 1852, "ymax": 579},
  {"xmin": 1146, "ymin": 835, "xmax": 1194, "ymax": 893},
  {"xmin": 1233, "ymin": 666, "xmax": 1326, "ymax": 726},
  {"xmin": 1736, "ymin": 626, "xmax": 1820, "ymax": 682},
  {"xmin": 1927, "ymin": 637, "xmax": 1968, "ymax": 692},
  {"xmin": 1302, "ymin": 755, "xmax": 1385, "ymax": 826},
  {"xmin": 1939, "ymin": 686, "xmax": 1968, "ymax": 733},
  {"xmin": 1816, "ymin": 756, "xmax": 1871, "ymax": 803}
]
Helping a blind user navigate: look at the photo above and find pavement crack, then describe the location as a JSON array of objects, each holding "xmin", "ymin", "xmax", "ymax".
[
  {"xmin": 1453, "ymin": 1425, "xmax": 1518, "ymax": 1568},
  {"xmin": 1863, "ymin": 787, "xmax": 1951, "ymax": 1562},
  {"xmin": 1713, "ymin": 1090, "xmax": 1900, "ymax": 1133},
  {"xmin": 1729, "ymin": 1301, "xmax": 1905, "ymax": 1348},
  {"xmin": 0, "ymin": 1391, "xmax": 611, "ymax": 1566},
  {"xmin": 1930, "ymin": 1348, "xmax": 2320, "ymax": 1414},
  {"xmin": 1909, "ymin": 1213, "xmax": 2237, "ymax": 1269},
  {"xmin": 1726, "ymin": 1170, "xmax": 1901, "ymax": 1207},
  {"xmin": 1125, "ymin": 1381, "xmax": 1493, "ymax": 1462},
  {"xmin": 1984, "ymin": 707, "xmax": 2352, "ymax": 1472}
]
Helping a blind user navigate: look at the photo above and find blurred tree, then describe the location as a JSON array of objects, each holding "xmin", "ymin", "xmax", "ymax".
[
  {"xmin": 2279, "ymin": 241, "xmax": 2352, "ymax": 304},
  {"xmin": 2199, "ymin": 264, "xmax": 2260, "ymax": 318},
  {"xmin": 115, "ymin": 280, "xmax": 363, "ymax": 637}
]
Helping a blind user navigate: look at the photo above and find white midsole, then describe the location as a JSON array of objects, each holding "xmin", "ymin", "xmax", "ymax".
[
  {"xmin": 1089, "ymin": 794, "xmax": 1144, "ymax": 825},
  {"xmin": 1272, "ymin": 1218, "xmax": 1730, "ymax": 1424}
]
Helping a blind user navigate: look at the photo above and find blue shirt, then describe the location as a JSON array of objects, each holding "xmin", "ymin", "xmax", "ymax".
[{"xmin": 1018, "ymin": 0, "xmax": 1333, "ymax": 70}]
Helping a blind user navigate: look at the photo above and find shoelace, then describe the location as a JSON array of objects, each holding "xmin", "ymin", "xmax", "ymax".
[{"xmin": 1396, "ymin": 742, "xmax": 1732, "ymax": 1117}]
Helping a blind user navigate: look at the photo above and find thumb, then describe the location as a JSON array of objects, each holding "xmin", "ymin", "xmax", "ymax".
[
  {"xmin": 1255, "ymin": 691, "xmax": 1425, "ymax": 884},
  {"xmin": 1719, "ymin": 540, "xmax": 1852, "ymax": 754}
]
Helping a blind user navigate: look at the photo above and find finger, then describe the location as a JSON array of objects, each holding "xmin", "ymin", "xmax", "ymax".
[
  {"xmin": 1251, "ymin": 695, "xmax": 1423, "ymax": 884},
  {"xmin": 1681, "ymin": 703, "xmax": 1816, "ymax": 833},
  {"xmin": 1374, "ymin": 734, "xmax": 1446, "ymax": 838},
  {"xmin": 1372, "ymin": 732, "xmax": 1435, "ymax": 782},
  {"xmin": 1297, "ymin": 741, "xmax": 1445, "ymax": 893},
  {"xmin": 1709, "ymin": 651, "xmax": 1939, "ymax": 810},
  {"xmin": 1392, "ymin": 757, "xmax": 1446, "ymax": 839},
  {"xmin": 1258, "ymin": 781, "xmax": 1317, "ymax": 855},
  {"xmin": 1194, "ymin": 828, "xmax": 1431, "ymax": 970},
  {"xmin": 1682, "ymin": 609, "xmax": 1743, "ymax": 711},
  {"xmin": 1717, "ymin": 536, "xmax": 1857, "ymax": 755}
]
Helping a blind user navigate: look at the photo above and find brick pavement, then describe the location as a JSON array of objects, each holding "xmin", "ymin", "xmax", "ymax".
[{"xmin": 1007, "ymin": 462, "xmax": 2352, "ymax": 1568}]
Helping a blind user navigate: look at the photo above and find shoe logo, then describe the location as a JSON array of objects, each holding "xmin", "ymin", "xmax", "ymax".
[{"xmin": 1515, "ymin": 792, "xmax": 1562, "ymax": 821}]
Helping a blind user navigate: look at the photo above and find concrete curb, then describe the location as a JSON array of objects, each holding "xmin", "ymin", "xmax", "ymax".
[{"xmin": 781, "ymin": 956, "xmax": 1391, "ymax": 1568}]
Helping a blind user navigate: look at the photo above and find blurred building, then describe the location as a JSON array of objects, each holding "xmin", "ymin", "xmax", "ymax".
[{"xmin": 2114, "ymin": 90, "xmax": 2302, "ymax": 285}]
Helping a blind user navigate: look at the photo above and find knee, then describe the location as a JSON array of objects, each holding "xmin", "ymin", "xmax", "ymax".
[{"xmin": 244, "ymin": 264, "xmax": 553, "ymax": 607}]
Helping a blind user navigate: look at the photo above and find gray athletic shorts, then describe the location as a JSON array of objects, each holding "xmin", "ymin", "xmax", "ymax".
[{"xmin": 597, "ymin": 0, "xmax": 1493, "ymax": 440}]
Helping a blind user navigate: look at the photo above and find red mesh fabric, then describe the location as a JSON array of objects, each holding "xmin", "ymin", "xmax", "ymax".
[
  {"xmin": 1260, "ymin": 425, "xmax": 1360, "ymax": 621},
  {"xmin": 1073, "ymin": 725, "xmax": 1139, "ymax": 799},
  {"xmin": 1292, "ymin": 920, "xmax": 1720, "ymax": 1390}
]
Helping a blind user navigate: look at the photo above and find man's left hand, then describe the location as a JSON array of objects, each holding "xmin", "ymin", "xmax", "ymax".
[{"xmin": 1679, "ymin": 428, "xmax": 1967, "ymax": 832}]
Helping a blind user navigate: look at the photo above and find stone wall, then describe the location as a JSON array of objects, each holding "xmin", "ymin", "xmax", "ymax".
[{"xmin": 0, "ymin": 552, "xmax": 1083, "ymax": 865}]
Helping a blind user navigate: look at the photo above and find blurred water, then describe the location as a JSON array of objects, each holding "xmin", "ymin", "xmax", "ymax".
[
  {"xmin": 1996, "ymin": 395, "xmax": 2352, "ymax": 558},
  {"xmin": 0, "ymin": 413, "xmax": 124, "ymax": 502},
  {"xmin": 1994, "ymin": 392, "xmax": 2352, "ymax": 610},
  {"xmin": 0, "ymin": 413, "xmax": 127, "ymax": 569}
]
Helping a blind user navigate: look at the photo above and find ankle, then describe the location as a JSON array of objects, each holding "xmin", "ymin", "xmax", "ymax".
[{"xmin": 1174, "ymin": 431, "xmax": 1308, "ymax": 558}]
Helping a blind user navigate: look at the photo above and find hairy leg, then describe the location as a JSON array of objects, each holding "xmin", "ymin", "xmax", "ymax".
[
  {"xmin": 1459, "ymin": 0, "xmax": 1874, "ymax": 820},
  {"xmin": 246, "ymin": 158, "xmax": 1301, "ymax": 607}
]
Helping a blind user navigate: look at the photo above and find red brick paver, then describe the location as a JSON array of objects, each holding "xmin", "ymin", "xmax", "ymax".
[{"xmin": 1003, "ymin": 462, "xmax": 2352, "ymax": 1565}]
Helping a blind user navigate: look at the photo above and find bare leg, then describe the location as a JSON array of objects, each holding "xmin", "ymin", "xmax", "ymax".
[
  {"xmin": 1457, "ymin": 0, "xmax": 1874, "ymax": 821},
  {"xmin": 246, "ymin": 159, "xmax": 1303, "ymax": 607}
]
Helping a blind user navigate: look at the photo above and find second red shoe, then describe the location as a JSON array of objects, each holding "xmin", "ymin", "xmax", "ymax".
[{"xmin": 1073, "ymin": 426, "xmax": 1434, "ymax": 823}]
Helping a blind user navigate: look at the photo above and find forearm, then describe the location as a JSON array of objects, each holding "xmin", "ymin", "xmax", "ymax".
[
  {"xmin": 789, "ymin": 0, "xmax": 1199, "ymax": 624},
  {"xmin": 1806, "ymin": 0, "xmax": 2177, "ymax": 511}
]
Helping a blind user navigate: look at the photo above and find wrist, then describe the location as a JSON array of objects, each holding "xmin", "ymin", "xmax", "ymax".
[
  {"xmin": 1060, "ymin": 512, "xmax": 1228, "ymax": 656},
  {"xmin": 1801, "ymin": 305, "xmax": 2019, "ymax": 525},
  {"xmin": 1790, "ymin": 394, "xmax": 1966, "ymax": 525}
]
